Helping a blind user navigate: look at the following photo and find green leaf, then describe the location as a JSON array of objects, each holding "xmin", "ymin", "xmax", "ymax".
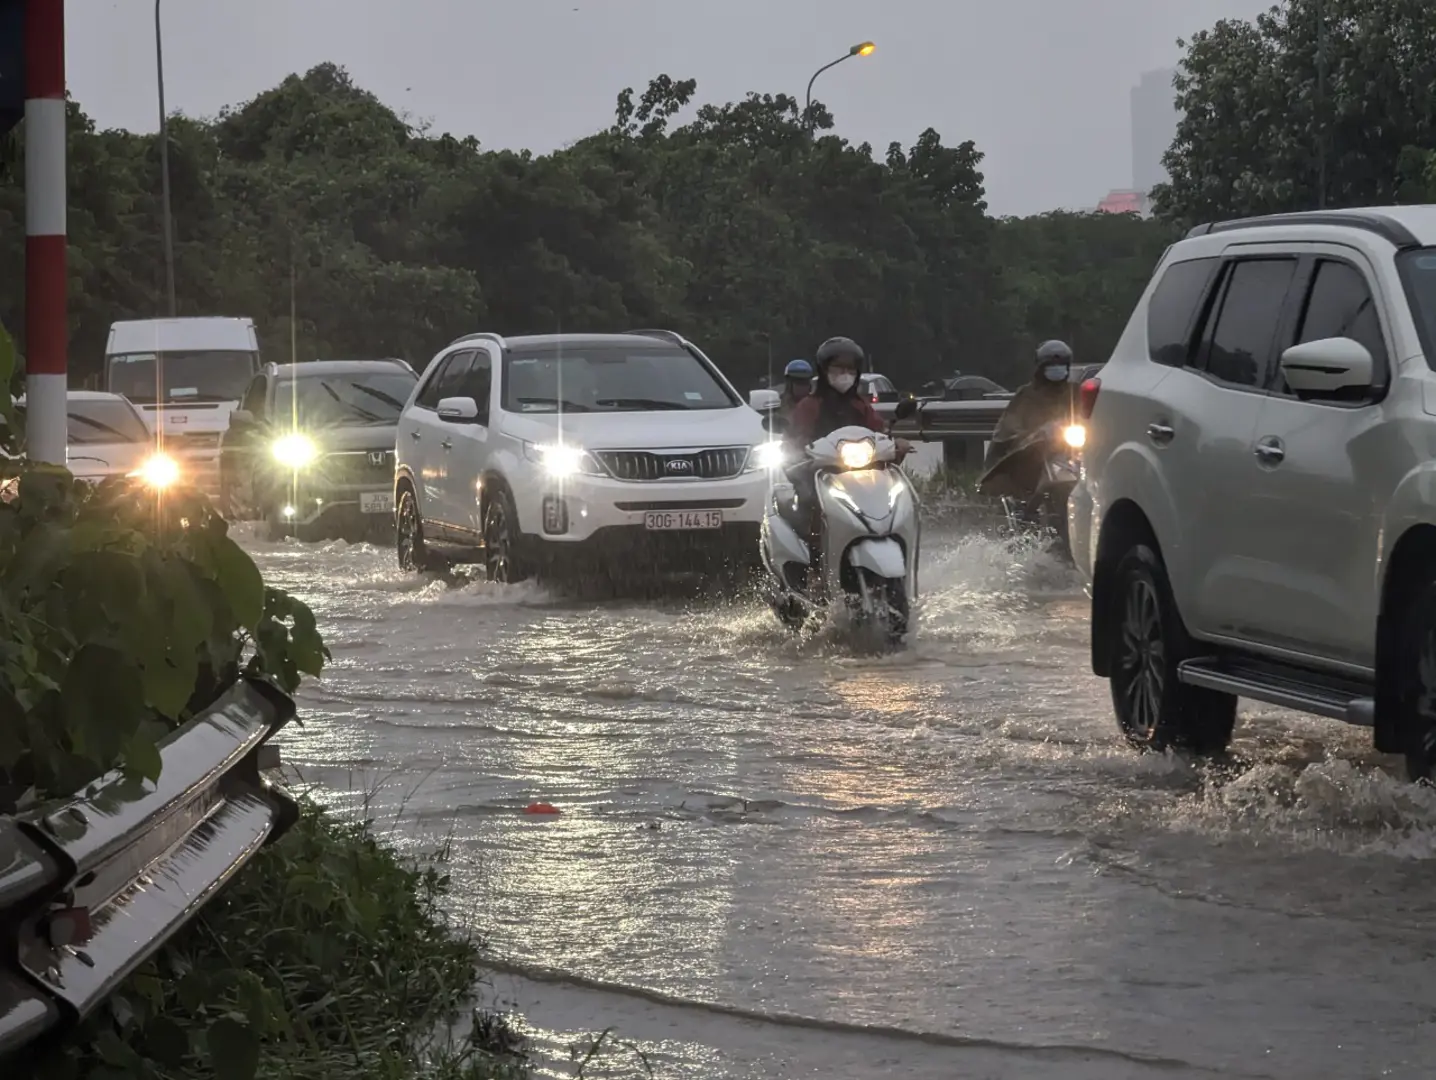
[
  {"xmin": 141, "ymin": 1015, "xmax": 192, "ymax": 1068},
  {"xmin": 206, "ymin": 536, "xmax": 265, "ymax": 632},
  {"xmin": 123, "ymin": 729, "xmax": 164, "ymax": 783},
  {"xmin": 206, "ymin": 1016, "xmax": 260, "ymax": 1080},
  {"xmin": 60, "ymin": 643, "xmax": 148, "ymax": 766}
]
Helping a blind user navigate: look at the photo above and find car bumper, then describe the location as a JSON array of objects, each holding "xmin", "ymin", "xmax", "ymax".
[
  {"xmin": 533, "ymin": 521, "xmax": 762, "ymax": 573},
  {"xmin": 510, "ymin": 469, "xmax": 772, "ymax": 544},
  {"xmin": 266, "ymin": 479, "xmax": 395, "ymax": 527}
]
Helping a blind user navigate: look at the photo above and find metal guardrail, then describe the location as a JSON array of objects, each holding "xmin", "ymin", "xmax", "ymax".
[
  {"xmin": 876, "ymin": 398, "xmax": 1010, "ymax": 469},
  {"xmin": 0, "ymin": 676, "xmax": 299, "ymax": 1061}
]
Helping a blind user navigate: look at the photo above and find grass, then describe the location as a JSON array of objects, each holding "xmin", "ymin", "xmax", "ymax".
[{"xmin": 31, "ymin": 800, "xmax": 529, "ymax": 1080}]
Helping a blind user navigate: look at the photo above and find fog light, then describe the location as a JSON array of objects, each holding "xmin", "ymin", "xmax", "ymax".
[{"xmin": 542, "ymin": 495, "xmax": 568, "ymax": 535}]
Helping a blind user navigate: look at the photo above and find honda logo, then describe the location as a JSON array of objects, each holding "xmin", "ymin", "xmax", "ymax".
[
  {"xmin": 663, "ymin": 457, "xmax": 693, "ymax": 474},
  {"xmin": 369, "ymin": 451, "xmax": 389, "ymax": 467}
]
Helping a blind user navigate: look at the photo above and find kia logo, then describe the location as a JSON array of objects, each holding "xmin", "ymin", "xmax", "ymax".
[
  {"xmin": 664, "ymin": 457, "xmax": 693, "ymax": 474},
  {"xmin": 369, "ymin": 451, "xmax": 388, "ymax": 467}
]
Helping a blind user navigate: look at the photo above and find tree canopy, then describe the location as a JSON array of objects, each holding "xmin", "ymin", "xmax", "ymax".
[
  {"xmin": 1155, "ymin": 0, "xmax": 1436, "ymax": 224},
  {"xmin": 0, "ymin": 64, "xmax": 1172, "ymax": 389}
]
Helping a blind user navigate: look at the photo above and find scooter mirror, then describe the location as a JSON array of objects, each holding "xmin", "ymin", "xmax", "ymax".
[{"xmin": 893, "ymin": 399, "xmax": 917, "ymax": 422}]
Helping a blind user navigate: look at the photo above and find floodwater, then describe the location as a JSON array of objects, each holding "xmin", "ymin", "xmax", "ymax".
[{"xmin": 247, "ymin": 520, "xmax": 1436, "ymax": 1080}]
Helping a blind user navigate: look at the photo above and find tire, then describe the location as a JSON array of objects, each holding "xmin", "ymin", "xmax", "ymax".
[
  {"xmin": 1107, "ymin": 543, "xmax": 1236, "ymax": 755},
  {"xmin": 482, "ymin": 488, "xmax": 531, "ymax": 584},
  {"xmin": 395, "ymin": 487, "xmax": 431, "ymax": 572},
  {"xmin": 1395, "ymin": 578, "xmax": 1436, "ymax": 783}
]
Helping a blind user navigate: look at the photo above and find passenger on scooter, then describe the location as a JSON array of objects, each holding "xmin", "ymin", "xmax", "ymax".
[
  {"xmin": 785, "ymin": 337, "xmax": 913, "ymax": 595},
  {"xmin": 980, "ymin": 339, "xmax": 1075, "ymax": 501},
  {"xmin": 778, "ymin": 359, "xmax": 814, "ymax": 419}
]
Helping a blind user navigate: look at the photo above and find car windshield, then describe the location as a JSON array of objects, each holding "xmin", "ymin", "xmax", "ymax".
[
  {"xmin": 503, "ymin": 343, "xmax": 737, "ymax": 413},
  {"xmin": 275, "ymin": 370, "xmax": 417, "ymax": 426},
  {"xmin": 1399, "ymin": 249, "xmax": 1436, "ymax": 369},
  {"xmin": 107, "ymin": 350, "xmax": 258, "ymax": 405},
  {"xmin": 8, "ymin": 399, "xmax": 152, "ymax": 445}
]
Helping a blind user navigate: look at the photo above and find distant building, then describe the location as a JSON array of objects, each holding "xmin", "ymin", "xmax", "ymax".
[
  {"xmin": 1131, "ymin": 68, "xmax": 1178, "ymax": 194},
  {"xmin": 1095, "ymin": 189, "xmax": 1151, "ymax": 217}
]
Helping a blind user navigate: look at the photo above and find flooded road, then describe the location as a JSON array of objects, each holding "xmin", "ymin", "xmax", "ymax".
[{"xmin": 248, "ymin": 524, "xmax": 1436, "ymax": 1079}]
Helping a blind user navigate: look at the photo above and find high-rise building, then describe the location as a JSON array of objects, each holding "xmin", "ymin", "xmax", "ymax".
[{"xmin": 1131, "ymin": 68, "xmax": 1178, "ymax": 194}]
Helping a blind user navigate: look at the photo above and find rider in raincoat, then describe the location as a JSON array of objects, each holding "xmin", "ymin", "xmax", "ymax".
[{"xmin": 979, "ymin": 340, "xmax": 1076, "ymax": 499}]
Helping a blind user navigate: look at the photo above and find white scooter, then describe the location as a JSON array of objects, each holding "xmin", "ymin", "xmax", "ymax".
[{"xmin": 756, "ymin": 399, "xmax": 920, "ymax": 648}]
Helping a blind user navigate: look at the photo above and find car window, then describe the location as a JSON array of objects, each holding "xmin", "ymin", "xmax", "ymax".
[
  {"xmin": 415, "ymin": 351, "xmax": 469, "ymax": 410},
  {"xmin": 459, "ymin": 351, "xmax": 493, "ymax": 424},
  {"xmin": 1397, "ymin": 249, "xmax": 1436, "ymax": 370},
  {"xmin": 502, "ymin": 343, "xmax": 737, "ymax": 413},
  {"xmin": 1191, "ymin": 258, "xmax": 1298, "ymax": 388},
  {"xmin": 274, "ymin": 370, "xmax": 418, "ymax": 427},
  {"xmin": 1291, "ymin": 259, "xmax": 1388, "ymax": 386},
  {"xmin": 1147, "ymin": 256, "xmax": 1219, "ymax": 367},
  {"xmin": 240, "ymin": 375, "xmax": 267, "ymax": 416}
]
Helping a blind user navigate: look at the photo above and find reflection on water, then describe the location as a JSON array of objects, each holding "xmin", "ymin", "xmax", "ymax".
[{"xmin": 247, "ymin": 527, "xmax": 1436, "ymax": 1080}]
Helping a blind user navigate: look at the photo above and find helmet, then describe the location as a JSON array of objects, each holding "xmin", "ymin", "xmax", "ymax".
[
  {"xmin": 814, "ymin": 336, "xmax": 866, "ymax": 374},
  {"xmin": 783, "ymin": 359, "xmax": 814, "ymax": 380},
  {"xmin": 1035, "ymin": 340, "xmax": 1073, "ymax": 368}
]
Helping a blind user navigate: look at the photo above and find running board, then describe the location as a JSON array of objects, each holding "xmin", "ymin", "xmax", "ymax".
[{"xmin": 1177, "ymin": 658, "xmax": 1374, "ymax": 726}]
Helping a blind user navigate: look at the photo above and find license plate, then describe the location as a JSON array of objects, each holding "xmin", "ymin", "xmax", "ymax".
[
  {"xmin": 644, "ymin": 510, "xmax": 723, "ymax": 531},
  {"xmin": 360, "ymin": 491, "xmax": 394, "ymax": 514}
]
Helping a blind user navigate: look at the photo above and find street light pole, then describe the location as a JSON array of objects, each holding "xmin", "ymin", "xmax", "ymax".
[
  {"xmin": 804, "ymin": 41, "xmax": 875, "ymax": 132},
  {"xmin": 1316, "ymin": 0, "xmax": 1327, "ymax": 209},
  {"xmin": 155, "ymin": 0, "xmax": 176, "ymax": 316}
]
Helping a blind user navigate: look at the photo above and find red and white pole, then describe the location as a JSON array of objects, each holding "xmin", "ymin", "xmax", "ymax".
[{"xmin": 24, "ymin": 0, "xmax": 65, "ymax": 464}]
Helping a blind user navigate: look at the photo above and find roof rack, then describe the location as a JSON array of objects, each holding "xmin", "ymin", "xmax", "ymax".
[
  {"xmin": 625, "ymin": 328, "xmax": 689, "ymax": 346},
  {"xmin": 446, "ymin": 331, "xmax": 509, "ymax": 350},
  {"xmin": 1185, "ymin": 210, "xmax": 1420, "ymax": 249}
]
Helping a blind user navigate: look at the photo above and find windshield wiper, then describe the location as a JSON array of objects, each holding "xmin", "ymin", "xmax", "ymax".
[
  {"xmin": 594, "ymin": 397, "xmax": 692, "ymax": 410},
  {"xmin": 514, "ymin": 397, "xmax": 594, "ymax": 412},
  {"xmin": 348, "ymin": 382, "xmax": 407, "ymax": 410},
  {"xmin": 69, "ymin": 415, "xmax": 140, "ymax": 442},
  {"xmin": 318, "ymin": 381, "xmax": 385, "ymax": 423},
  {"xmin": 164, "ymin": 392, "xmax": 237, "ymax": 403}
]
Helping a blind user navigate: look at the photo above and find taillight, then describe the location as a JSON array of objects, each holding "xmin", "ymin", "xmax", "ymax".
[
  {"xmin": 1079, "ymin": 377, "xmax": 1101, "ymax": 419},
  {"xmin": 870, "ymin": 393, "xmax": 879, "ymax": 403}
]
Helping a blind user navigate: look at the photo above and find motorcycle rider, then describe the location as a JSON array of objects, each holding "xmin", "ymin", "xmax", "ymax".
[
  {"xmin": 979, "ymin": 339, "xmax": 1076, "ymax": 503},
  {"xmin": 778, "ymin": 358, "xmax": 814, "ymax": 419},
  {"xmin": 785, "ymin": 337, "xmax": 913, "ymax": 596}
]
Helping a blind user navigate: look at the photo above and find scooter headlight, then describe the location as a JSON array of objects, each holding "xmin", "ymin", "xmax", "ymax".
[
  {"xmin": 750, "ymin": 440, "xmax": 787, "ymax": 471},
  {"xmin": 1062, "ymin": 424, "xmax": 1086, "ymax": 450},
  {"xmin": 839, "ymin": 439, "xmax": 876, "ymax": 470}
]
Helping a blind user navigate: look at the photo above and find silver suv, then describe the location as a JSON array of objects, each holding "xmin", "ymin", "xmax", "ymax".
[{"xmin": 1069, "ymin": 206, "xmax": 1436, "ymax": 781}]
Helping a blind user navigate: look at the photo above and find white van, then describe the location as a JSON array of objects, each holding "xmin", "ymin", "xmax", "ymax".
[{"xmin": 104, "ymin": 317, "xmax": 261, "ymax": 492}]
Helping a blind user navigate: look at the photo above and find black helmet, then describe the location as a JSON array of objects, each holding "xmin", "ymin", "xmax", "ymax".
[
  {"xmin": 815, "ymin": 336, "xmax": 866, "ymax": 374},
  {"xmin": 1035, "ymin": 340, "xmax": 1073, "ymax": 368}
]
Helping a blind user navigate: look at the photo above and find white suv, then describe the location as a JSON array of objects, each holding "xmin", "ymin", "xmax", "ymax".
[
  {"xmin": 393, "ymin": 330, "xmax": 773, "ymax": 582},
  {"xmin": 1069, "ymin": 206, "xmax": 1436, "ymax": 781}
]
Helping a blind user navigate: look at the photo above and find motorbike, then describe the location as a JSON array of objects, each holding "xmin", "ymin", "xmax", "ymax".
[
  {"xmin": 977, "ymin": 419, "xmax": 1085, "ymax": 560},
  {"xmin": 757, "ymin": 399, "xmax": 920, "ymax": 649}
]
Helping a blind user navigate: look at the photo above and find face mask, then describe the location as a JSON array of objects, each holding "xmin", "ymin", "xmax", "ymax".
[
  {"xmin": 1043, "ymin": 366, "xmax": 1070, "ymax": 383},
  {"xmin": 828, "ymin": 371, "xmax": 857, "ymax": 393}
]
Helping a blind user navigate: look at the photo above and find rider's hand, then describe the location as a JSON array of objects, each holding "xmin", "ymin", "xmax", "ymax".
[{"xmin": 894, "ymin": 437, "xmax": 914, "ymax": 458}]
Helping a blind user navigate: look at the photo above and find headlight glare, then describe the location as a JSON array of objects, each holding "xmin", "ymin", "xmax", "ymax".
[
  {"xmin": 750, "ymin": 440, "xmax": 787, "ymax": 470},
  {"xmin": 524, "ymin": 442, "xmax": 600, "ymax": 478},
  {"xmin": 131, "ymin": 452, "xmax": 180, "ymax": 489},
  {"xmin": 838, "ymin": 439, "xmax": 876, "ymax": 470},
  {"xmin": 271, "ymin": 433, "xmax": 319, "ymax": 468},
  {"xmin": 1062, "ymin": 423, "xmax": 1086, "ymax": 450}
]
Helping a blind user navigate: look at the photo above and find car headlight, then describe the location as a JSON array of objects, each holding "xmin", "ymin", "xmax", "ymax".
[
  {"xmin": 271, "ymin": 433, "xmax": 319, "ymax": 468},
  {"xmin": 131, "ymin": 452, "xmax": 180, "ymax": 489},
  {"xmin": 523, "ymin": 442, "xmax": 602, "ymax": 478},
  {"xmin": 749, "ymin": 440, "xmax": 787, "ymax": 471},
  {"xmin": 838, "ymin": 439, "xmax": 876, "ymax": 470},
  {"xmin": 1062, "ymin": 423, "xmax": 1086, "ymax": 450}
]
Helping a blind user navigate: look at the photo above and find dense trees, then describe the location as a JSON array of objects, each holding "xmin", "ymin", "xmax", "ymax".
[
  {"xmin": 0, "ymin": 63, "xmax": 1169, "ymax": 390},
  {"xmin": 1155, "ymin": 0, "xmax": 1436, "ymax": 224}
]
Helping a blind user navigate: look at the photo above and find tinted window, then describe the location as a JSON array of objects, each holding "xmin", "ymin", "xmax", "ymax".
[
  {"xmin": 1295, "ymin": 260, "xmax": 1388, "ymax": 381},
  {"xmin": 1398, "ymin": 249, "xmax": 1436, "ymax": 370},
  {"xmin": 1193, "ymin": 258, "xmax": 1297, "ymax": 388},
  {"xmin": 240, "ymin": 375, "xmax": 267, "ymax": 416},
  {"xmin": 502, "ymin": 343, "xmax": 737, "ymax": 413},
  {"xmin": 274, "ymin": 370, "xmax": 418, "ymax": 427},
  {"xmin": 415, "ymin": 351, "xmax": 472, "ymax": 410},
  {"xmin": 1147, "ymin": 257, "xmax": 1219, "ymax": 366},
  {"xmin": 62, "ymin": 399, "xmax": 152, "ymax": 445},
  {"xmin": 106, "ymin": 350, "xmax": 258, "ymax": 405},
  {"xmin": 459, "ymin": 352, "xmax": 493, "ymax": 423}
]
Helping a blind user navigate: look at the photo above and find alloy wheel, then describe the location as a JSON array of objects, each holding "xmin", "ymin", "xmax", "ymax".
[{"xmin": 1118, "ymin": 574, "xmax": 1164, "ymax": 741}]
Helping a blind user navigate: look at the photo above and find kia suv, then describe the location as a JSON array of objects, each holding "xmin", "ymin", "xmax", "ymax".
[
  {"xmin": 393, "ymin": 330, "xmax": 773, "ymax": 582},
  {"xmin": 220, "ymin": 359, "xmax": 417, "ymax": 540},
  {"xmin": 1070, "ymin": 206, "xmax": 1436, "ymax": 781}
]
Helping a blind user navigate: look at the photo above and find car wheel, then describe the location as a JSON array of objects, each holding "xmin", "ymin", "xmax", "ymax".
[
  {"xmin": 1397, "ymin": 578, "xmax": 1436, "ymax": 783},
  {"xmin": 483, "ymin": 489, "xmax": 531, "ymax": 584},
  {"xmin": 396, "ymin": 487, "xmax": 430, "ymax": 572},
  {"xmin": 1108, "ymin": 543, "xmax": 1236, "ymax": 755}
]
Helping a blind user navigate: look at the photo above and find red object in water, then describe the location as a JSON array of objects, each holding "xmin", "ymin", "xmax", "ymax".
[
  {"xmin": 1079, "ymin": 377, "xmax": 1101, "ymax": 419},
  {"xmin": 523, "ymin": 802, "xmax": 560, "ymax": 815}
]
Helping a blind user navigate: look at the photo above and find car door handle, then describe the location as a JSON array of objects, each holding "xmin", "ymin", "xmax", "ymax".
[
  {"xmin": 409, "ymin": 430, "xmax": 421, "ymax": 441},
  {"xmin": 1146, "ymin": 422, "xmax": 1175, "ymax": 445},
  {"xmin": 1255, "ymin": 437, "xmax": 1284, "ymax": 464},
  {"xmin": 441, "ymin": 438, "xmax": 453, "ymax": 451}
]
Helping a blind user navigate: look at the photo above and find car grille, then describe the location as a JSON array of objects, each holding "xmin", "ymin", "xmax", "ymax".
[
  {"xmin": 595, "ymin": 447, "xmax": 749, "ymax": 481},
  {"xmin": 323, "ymin": 448, "xmax": 395, "ymax": 484},
  {"xmin": 168, "ymin": 431, "xmax": 222, "ymax": 451}
]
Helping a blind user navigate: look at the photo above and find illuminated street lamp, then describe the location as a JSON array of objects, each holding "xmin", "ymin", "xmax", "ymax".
[{"xmin": 804, "ymin": 41, "xmax": 875, "ymax": 131}]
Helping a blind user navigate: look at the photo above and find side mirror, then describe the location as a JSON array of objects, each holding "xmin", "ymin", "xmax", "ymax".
[
  {"xmin": 1279, "ymin": 337, "xmax": 1375, "ymax": 395},
  {"xmin": 749, "ymin": 388, "xmax": 781, "ymax": 412},
  {"xmin": 893, "ymin": 399, "xmax": 917, "ymax": 421},
  {"xmin": 436, "ymin": 396, "xmax": 480, "ymax": 422},
  {"xmin": 229, "ymin": 409, "xmax": 254, "ymax": 426}
]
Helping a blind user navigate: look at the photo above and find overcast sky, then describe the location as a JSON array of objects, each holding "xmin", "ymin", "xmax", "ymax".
[{"xmin": 72, "ymin": 0, "xmax": 1273, "ymax": 217}]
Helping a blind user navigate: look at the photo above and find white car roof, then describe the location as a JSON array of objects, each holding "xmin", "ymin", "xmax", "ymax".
[{"xmin": 1183, "ymin": 205, "xmax": 1436, "ymax": 248}]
